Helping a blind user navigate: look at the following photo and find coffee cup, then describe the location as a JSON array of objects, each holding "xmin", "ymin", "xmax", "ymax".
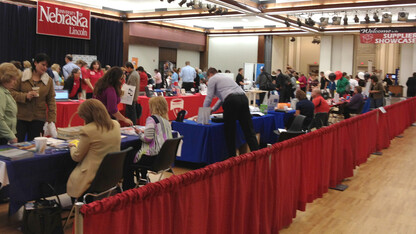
[
  {"xmin": 32, "ymin": 87, "xmax": 40, "ymax": 97},
  {"xmin": 34, "ymin": 137, "xmax": 47, "ymax": 154}
]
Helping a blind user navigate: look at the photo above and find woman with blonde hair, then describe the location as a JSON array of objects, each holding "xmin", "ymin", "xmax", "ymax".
[
  {"xmin": 23, "ymin": 60, "xmax": 31, "ymax": 70},
  {"xmin": 0, "ymin": 63, "xmax": 22, "ymax": 144},
  {"xmin": 133, "ymin": 96, "xmax": 172, "ymax": 182},
  {"xmin": 51, "ymin": 63, "xmax": 63, "ymax": 87},
  {"xmin": 66, "ymin": 99, "xmax": 121, "ymax": 198}
]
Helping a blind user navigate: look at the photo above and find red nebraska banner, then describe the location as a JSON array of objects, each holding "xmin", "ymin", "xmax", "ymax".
[
  {"xmin": 360, "ymin": 27, "xmax": 416, "ymax": 44},
  {"xmin": 37, "ymin": 1, "xmax": 91, "ymax": 40}
]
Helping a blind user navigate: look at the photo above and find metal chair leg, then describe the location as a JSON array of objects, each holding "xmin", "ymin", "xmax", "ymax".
[{"xmin": 63, "ymin": 202, "xmax": 76, "ymax": 229}]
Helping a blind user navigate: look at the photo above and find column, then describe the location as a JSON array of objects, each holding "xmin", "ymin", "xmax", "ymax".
[
  {"xmin": 400, "ymin": 44, "xmax": 416, "ymax": 97},
  {"xmin": 272, "ymin": 36, "xmax": 286, "ymax": 71},
  {"xmin": 319, "ymin": 36, "xmax": 332, "ymax": 72},
  {"xmin": 264, "ymin": 35, "xmax": 273, "ymax": 73},
  {"xmin": 340, "ymin": 35, "xmax": 354, "ymax": 75}
]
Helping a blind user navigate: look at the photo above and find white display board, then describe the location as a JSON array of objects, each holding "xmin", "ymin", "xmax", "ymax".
[{"xmin": 72, "ymin": 54, "xmax": 97, "ymax": 67}]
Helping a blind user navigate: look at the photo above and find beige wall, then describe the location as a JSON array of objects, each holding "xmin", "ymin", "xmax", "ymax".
[
  {"xmin": 208, "ymin": 36, "xmax": 258, "ymax": 74},
  {"xmin": 275, "ymin": 36, "xmax": 320, "ymax": 74},
  {"xmin": 128, "ymin": 44, "xmax": 159, "ymax": 72}
]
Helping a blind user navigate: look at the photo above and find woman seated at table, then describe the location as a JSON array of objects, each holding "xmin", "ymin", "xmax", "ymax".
[
  {"xmin": 63, "ymin": 68, "xmax": 82, "ymax": 99},
  {"xmin": 0, "ymin": 63, "xmax": 21, "ymax": 145},
  {"xmin": 93, "ymin": 67, "xmax": 133, "ymax": 126},
  {"xmin": 294, "ymin": 89, "xmax": 315, "ymax": 130},
  {"xmin": 343, "ymin": 86, "xmax": 364, "ymax": 119},
  {"xmin": 133, "ymin": 96, "xmax": 173, "ymax": 183},
  {"xmin": 66, "ymin": 99, "xmax": 121, "ymax": 199}
]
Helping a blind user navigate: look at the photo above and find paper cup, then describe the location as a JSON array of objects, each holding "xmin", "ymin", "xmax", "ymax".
[
  {"xmin": 32, "ymin": 87, "xmax": 40, "ymax": 97},
  {"xmin": 34, "ymin": 137, "xmax": 47, "ymax": 154}
]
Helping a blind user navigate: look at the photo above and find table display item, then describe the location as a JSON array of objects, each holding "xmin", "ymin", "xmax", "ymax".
[{"xmin": 57, "ymin": 112, "xmax": 82, "ymax": 140}]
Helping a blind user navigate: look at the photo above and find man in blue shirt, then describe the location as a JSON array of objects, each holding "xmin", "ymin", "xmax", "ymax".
[
  {"xmin": 179, "ymin": 61, "xmax": 196, "ymax": 91},
  {"xmin": 62, "ymin": 54, "xmax": 79, "ymax": 80},
  {"xmin": 203, "ymin": 67, "xmax": 259, "ymax": 158}
]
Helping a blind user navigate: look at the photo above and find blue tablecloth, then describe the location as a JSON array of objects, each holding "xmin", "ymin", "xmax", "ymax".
[
  {"xmin": 1, "ymin": 135, "xmax": 139, "ymax": 214},
  {"xmin": 172, "ymin": 115, "xmax": 276, "ymax": 164},
  {"xmin": 267, "ymin": 110, "xmax": 296, "ymax": 129}
]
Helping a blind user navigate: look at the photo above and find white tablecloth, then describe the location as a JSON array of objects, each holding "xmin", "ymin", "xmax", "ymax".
[{"xmin": 0, "ymin": 161, "xmax": 9, "ymax": 188}]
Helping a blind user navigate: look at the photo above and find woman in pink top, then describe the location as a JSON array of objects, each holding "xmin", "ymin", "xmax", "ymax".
[
  {"xmin": 86, "ymin": 60, "xmax": 103, "ymax": 99},
  {"xmin": 153, "ymin": 69, "xmax": 162, "ymax": 89},
  {"xmin": 298, "ymin": 74, "xmax": 307, "ymax": 92}
]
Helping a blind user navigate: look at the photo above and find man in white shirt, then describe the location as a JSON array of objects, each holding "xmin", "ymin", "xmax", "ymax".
[
  {"xmin": 62, "ymin": 54, "xmax": 79, "ymax": 80},
  {"xmin": 349, "ymin": 76, "xmax": 359, "ymax": 95},
  {"xmin": 179, "ymin": 61, "xmax": 196, "ymax": 91},
  {"xmin": 203, "ymin": 67, "xmax": 259, "ymax": 158}
]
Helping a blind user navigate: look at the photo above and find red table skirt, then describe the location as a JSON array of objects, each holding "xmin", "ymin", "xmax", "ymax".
[
  {"xmin": 56, "ymin": 101, "xmax": 125, "ymax": 128},
  {"xmin": 137, "ymin": 94, "xmax": 222, "ymax": 125}
]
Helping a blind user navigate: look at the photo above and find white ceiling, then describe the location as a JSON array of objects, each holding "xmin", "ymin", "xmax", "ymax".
[{"xmin": 54, "ymin": 0, "xmax": 416, "ymax": 32}]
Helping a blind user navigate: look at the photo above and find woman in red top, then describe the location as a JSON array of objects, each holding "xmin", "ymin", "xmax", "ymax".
[
  {"xmin": 75, "ymin": 60, "xmax": 92, "ymax": 98},
  {"xmin": 137, "ymin": 66, "xmax": 148, "ymax": 92},
  {"xmin": 64, "ymin": 68, "xmax": 82, "ymax": 99},
  {"xmin": 86, "ymin": 60, "xmax": 103, "ymax": 99}
]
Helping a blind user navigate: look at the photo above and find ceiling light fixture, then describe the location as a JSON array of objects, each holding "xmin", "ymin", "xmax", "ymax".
[
  {"xmin": 178, "ymin": 0, "xmax": 187, "ymax": 7},
  {"xmin": 343, "ymin": 15, "xmax": 348, "ymax": 25},
  {"xmin": 365, "ymin": 14, "xmax": 370, "ymax": 23},
  {"xmin": 354, "ymin": 15, "xmax": 359, "ymax": 23},
  {"xmin": 297, "ymin": 18, "xmax": 302, "ymax": 27},
  {"xmin": 208, "ymin": 5, "xmax": 217, "ymax": 13},
  {"xmin": 186, "ymin": 0, "xmax": 195, "ymax": 8},
  {"xmin": 320, "ymin": 17, "xmax": 329, "ymax": 26},
  {"xmin": 398, "ymin": 11, "xmax": 409, "ymax": 21},
  {"xmin": 382, "ymin": 13, "xmax": 392, "ymax": 23},
  {"xmin": 332, "ymin": 16, "xmax": 341, "ymax": 25},
  {"xmin": 373, "ymin": 12, "xmax": 380, "ymax": 22},
  {"xmin": 167, "ymin": 0, "xmax": 175, "ymax": 3},
  {"xmin": 285, "ymin": 19, "xmax": 290, "ymax": 27}
]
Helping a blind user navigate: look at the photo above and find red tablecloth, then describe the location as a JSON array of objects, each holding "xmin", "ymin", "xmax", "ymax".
[
  {"xmin": 137, "ymin": 94, "xmax": 222, "ymax": 125},
  {"xmin": 56, "ymin": 101, "xmax": 125, "ymax": 128}
]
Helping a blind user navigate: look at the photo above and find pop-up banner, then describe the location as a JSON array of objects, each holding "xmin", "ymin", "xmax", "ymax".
[
  {"xmin": 360, "ymin": 27, "xmax": 416, "ymax": 44},
  {"xmin": 37, "ymin": 1, "xmax": 91, "ymax": 40}
]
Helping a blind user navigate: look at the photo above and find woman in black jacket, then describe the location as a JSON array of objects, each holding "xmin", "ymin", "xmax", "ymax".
[{"xmin": 406, "ymin": 72, "xmax": 416, "ymax": 97}]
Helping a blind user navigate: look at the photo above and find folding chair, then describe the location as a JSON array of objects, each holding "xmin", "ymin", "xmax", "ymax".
[
  {"xmin": 64, "ymin": 147, "xmax": 133, "ymax": 228},
  {"xmin": 132, "ymin": 136, "xmax": 184, "ymax": 186}
]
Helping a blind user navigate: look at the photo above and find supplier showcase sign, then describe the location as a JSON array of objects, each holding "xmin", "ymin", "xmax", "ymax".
[
  {"xmin": 360, "ymin": 27, "xmax": 416, "ymax": 44},
  {"xmin": 37, "ymin": 1, "xmax": 91, "ymax": 40}
]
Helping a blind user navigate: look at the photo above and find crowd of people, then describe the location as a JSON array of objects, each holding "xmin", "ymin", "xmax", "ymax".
[{"xmin": 2, "ymin": 53, "xmax": 416, "ymax": 202}]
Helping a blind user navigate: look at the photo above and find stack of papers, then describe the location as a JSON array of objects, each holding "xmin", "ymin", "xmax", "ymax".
[{"xmin": 0, "ymin": 148, "xmax": 34, "ymax": 161}]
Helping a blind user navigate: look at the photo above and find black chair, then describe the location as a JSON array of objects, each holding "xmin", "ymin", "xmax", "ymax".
[
  {"xmin": 309, "ymin": 112, "xmax": 329, "ymax": 130},
  {"xmin": 175, "ymin": 110, "xmax": 187, "ymax": 122},
  {"xmin": 274, "ymin": 130, "xmax": 305, "ymax": 142},
  {"xmin": 133, "ymin": 136, "xmax": 184, "ymax": 186},
  {"xmin": 288, "ymin": 115, "xmax": 306, "ymax": 131},
  {"xmin": 64, "ymin": 147, "xmax": 133, "ymax": 228}
]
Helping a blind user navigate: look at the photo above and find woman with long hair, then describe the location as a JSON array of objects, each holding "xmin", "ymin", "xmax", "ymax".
[
  {"xmin": 85, "ymin": 60, "xmax": 103, "ymax": 99},
  {"xmin": 11, "ymin": 53, "xmax": 56, "ymax": 141},
  {"xmin": 66, "ymin": 99, "xmax": 121, "ymax": 198},
  {"xmin": 133, "ymin": 96, "xmax": 172, "ymax": 183},
  {"xmin": 64, "ymin": 68, "xmax": 82, "ymax": 99},
  {"xmin": 93, "ymin": 66, "xmax": 133, "ymax": 126}
]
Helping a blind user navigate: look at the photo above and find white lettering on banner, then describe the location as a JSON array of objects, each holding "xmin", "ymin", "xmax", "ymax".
[
  {"xmin": 69, "ymin": 27, "xmax": 88, "ymax": 36},
  {"xmin": 375, "ymin": 38, "xmax": 416, "ymax": 43},
  {"xmin": 39, "ymin": 6, "xmax": 88, "ymax": 28}
]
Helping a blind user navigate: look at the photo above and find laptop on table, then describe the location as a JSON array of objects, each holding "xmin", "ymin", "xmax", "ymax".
[{"xmin": 55, "ymin": 90, "xmax": 71, "ymax": 102}]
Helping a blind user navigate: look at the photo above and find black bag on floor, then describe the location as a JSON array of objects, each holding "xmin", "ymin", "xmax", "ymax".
[
  {"xmin": 23, "ymin": 200, "xmax": 63, "ymax": 234},
  {"xmin": 22, "ymin": 183, "xmax": 63, "ymax": 234}
]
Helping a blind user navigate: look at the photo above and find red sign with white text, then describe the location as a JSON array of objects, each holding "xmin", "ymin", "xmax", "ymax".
[
  {"xmin": 37, "ymin": 1, "xmax": 91, "ymax": 40},
  {"xmin": 360, "ymin": 27, "xmax": 416, "ymax": 44}
]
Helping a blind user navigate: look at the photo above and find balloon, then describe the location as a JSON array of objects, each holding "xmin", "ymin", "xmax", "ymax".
[
  {"xmin": 335, "ymin": 71, "xmax": 342, "ymax": 80},
  {"xmin": 358, "ymin": 72, "xmax": 365, "ymax": 80},
  {"xmin": 324, "ymin": 70, "xmax": 332, "ymax": 77}
]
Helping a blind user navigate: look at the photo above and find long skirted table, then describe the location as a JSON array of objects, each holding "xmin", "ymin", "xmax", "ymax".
[
  {"xmin": 0, "ymin": 135, "xmax": 139, "ymax": 215},
  {"xmin": 172, "ymin": 115, "xmax": 277, "ymax": 164},
  {"xmin": 56, "ymin": 101, "xmax": 125, "ymax": 128},
  {"xmin": 137, "ymin": 94, "xmax": 222, "ymax": 125}
]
